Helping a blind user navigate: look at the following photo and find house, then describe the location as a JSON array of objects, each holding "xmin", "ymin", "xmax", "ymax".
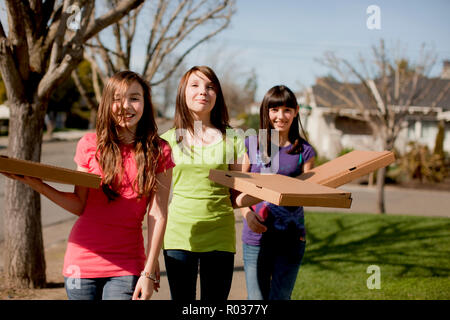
[
  {"xmin": 0, "ymin": 103, "xmax": 9, "ymax": 134},
  {"xmin": 300, "ymin": 61, "xmax": 450, "ymax": 160},
  {"xmin": 0, "ymin": 104, "xmax": 9, "ymax": 120}
]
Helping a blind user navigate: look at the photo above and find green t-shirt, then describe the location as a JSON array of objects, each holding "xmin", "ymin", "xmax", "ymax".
[{"xmin": 161, "ymin": 127, "xmax": 246, "ymax": 253}]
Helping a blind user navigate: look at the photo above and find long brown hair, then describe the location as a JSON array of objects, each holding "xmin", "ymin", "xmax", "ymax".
[
  {"xmin": 96, "ymin": 70, "xmax": 161, "ymax": 200},
  {"xmin": 174, "ymin": 66, "xmax": 229, "ymax": 142},
  {"xmin": 260, "ymin": 85, "xmax": 308, "ymax": 157}
]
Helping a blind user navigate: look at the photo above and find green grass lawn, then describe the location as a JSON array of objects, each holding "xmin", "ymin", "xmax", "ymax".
[{"xmin": 292, "ymin": 212, "xmax": 450, "ymax": 300}]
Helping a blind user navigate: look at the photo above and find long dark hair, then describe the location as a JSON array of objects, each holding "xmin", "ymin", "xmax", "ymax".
[
  {"xmin": 96, "ymin": 70, "xmax": 161, "ymax": 201},
  {"xmin": 174, "ymin": 65, "xmax": 229, "ymax": 143},
  {"xmin": 259, "ymin": 85, "xmax": 308, "ymax": 157}
]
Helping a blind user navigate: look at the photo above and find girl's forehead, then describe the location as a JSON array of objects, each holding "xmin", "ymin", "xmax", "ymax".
[
  {"xmin": 114, "ymin": 81, "xmax": 143, "ymax": 96},
  {"xmin": 188, "ymin": 71, "xmax": 211, "ymax": 83}
]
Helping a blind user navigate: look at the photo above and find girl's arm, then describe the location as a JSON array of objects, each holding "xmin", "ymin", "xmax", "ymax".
[
  {"xmin": 133, "ymin": 168, "xmax": 172, "ymax": 300},
  {"xmin": 303, "ymin": 157, "xmax": 315, "ymax": 172},
  {"xmin": 1, "ymin": 165, "xmax": 89, "ymax": 216},
  {"xmin": 229, "ymin": 152, "xmax": 263, "ymax": 208},
  {"xmin": 227, "ymin": 152, "xmax": 267, "ymax": 233},
  {"xmin": 295, "ymin": 157, "xmax": 315, "ymax": 178}
]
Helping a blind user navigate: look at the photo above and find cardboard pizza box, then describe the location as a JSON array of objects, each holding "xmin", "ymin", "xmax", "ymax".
[
  {"xmin": 208, "ymin": 170, "xmax": 352, "ymax": 208},
  {"xmin": 297, "ymin": 150, "xmax": 395, "ymax": 188},
  {"xmin": 0, "ymin": 155, "xmax": 101, "ymax": 188},
  {"xmin": 208, "ymin": 150, "xmax": 395, "ymax": 208}
]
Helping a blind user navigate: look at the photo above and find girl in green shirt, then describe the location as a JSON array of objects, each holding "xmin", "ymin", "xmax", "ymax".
[{"xmin": 161, "ymin": 66, "xmax": 249, "ymax": 301}]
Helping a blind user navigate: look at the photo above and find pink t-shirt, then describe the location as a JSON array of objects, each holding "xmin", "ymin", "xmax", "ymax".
[{"xmin": 63, "ymin": 132, "xmax": 175, "ymax": 278}]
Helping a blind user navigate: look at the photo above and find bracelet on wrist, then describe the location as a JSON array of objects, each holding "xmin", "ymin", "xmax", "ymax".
[{"xmin": 140, "ymin": 271, "xmax": 157, "ymax": 282}]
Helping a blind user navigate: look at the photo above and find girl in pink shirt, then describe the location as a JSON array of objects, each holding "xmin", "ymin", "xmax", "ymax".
[{"xmin": 3, "ymin": 71, "xmax": 174, "ymax": 300}]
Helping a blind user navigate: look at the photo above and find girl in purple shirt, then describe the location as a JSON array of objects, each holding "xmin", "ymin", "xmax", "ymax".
[{"xmin": 240, "ymin": 85, "xmax": 316, "ymax": 300}]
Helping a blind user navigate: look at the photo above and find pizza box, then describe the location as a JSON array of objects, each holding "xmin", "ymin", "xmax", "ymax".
[
  {"xmin": 0, "ymin": 155, "xmax": 101, "ymax": 188},
  {"xmin": 297, "ymin": 150, "xmax": 395, "ymax": 188},
  {"xmin": 208, "ymin": 170, "xmax": 352, "ymax": 208},
  {"xmin": 208, "ymin": 150, "xmax": 395, "ymax": 208}
]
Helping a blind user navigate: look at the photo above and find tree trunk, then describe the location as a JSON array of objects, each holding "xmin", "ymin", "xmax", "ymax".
[
  {"xmin": 376, "ymin": 167, "xmax": 386, "ymax": 214},
  {"xmin": 89, "ymin": 109, "xmax": 97, "ymax": 130},
  {"xmin": 3, "ymin": 99, "xmax": 47, "ymax": 288}
]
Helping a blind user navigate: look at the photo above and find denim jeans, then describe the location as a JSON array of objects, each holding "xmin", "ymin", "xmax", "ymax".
[
  {"xmin": 163, "ymin": 249, "xmax": 234, "ymax": 301},
  {"xmin": 64, "ymin": 275, "xmax": 139, "ymax": 300},
  {"xmin": 243, "ymin": 234, "xmax": 306, "ymax": 300},
  {"xmin": 242, "ymin": 243, "xmax": 264, "ymax": 300}
]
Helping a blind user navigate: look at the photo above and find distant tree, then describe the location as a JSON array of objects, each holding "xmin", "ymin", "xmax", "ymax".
[
  {"xmin": 433, "ymin": 120, "xmax": 445, "ymax": 159},
  {"xmin": 71, "ymin": 59, "xmax": 98, "ymax": 128},
  {"xmin": 221, "ymin": 68, "xmax": 257, "ymax": 117},
  {"xmin": 316, "ymin": 39, "xmax": 450, "ymax": 214},
  {"xmin": 0, "ymin": 0, "xmax": 144, "ymax": 289},
  {"xmin": 151, "ymin": 57, "xmax": 187, "ymax": 117},
  {"xmin": 73, "ymin": 0, "xmax": 235, "ymax": 125},
  {"xmin": 46, "ymin": 73, "xmax": 81, "ymax": 134},
  {"xmin": 200, "ymin": 47, "xmax": 258, "ymax": 117}
]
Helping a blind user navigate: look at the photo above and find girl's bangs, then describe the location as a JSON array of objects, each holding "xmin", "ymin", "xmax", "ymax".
[
  {"xmin": 266, "ymin": 91, "xmax": 297, "ymax": 109},
  {"xmin": 112, "ymin": 77, "xmax": 140, "ymax": 114},
  {"xmin": 115, "ymin": 78, "xmax": 135, "ymax": 99}
]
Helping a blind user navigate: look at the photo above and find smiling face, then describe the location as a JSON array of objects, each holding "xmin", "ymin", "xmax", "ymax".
[
  {"xmin": 112, "ymin": 81, "xmax": 144, "ymax": 132},
  {"xmin": 184, "ymin": 71, "xmax": 217, "ymax": 118},
  {"xmin": 268, "ymin": 105, "xmax": 299, "ymax": 133}
]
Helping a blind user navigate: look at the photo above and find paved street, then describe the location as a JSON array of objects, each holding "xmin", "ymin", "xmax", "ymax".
[{"xmin": 310, "ymin": 184, "xmax": 450, "ymax": 218}]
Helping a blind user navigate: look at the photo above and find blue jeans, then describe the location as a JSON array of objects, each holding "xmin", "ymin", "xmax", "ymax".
[
  {"xmin": 163, "ymin": 249, "xmax": 234, "ymax": 301},
  {"xmin": 64, "ymin": 276, "xmax": 139, "ymax": 300},
  {"xmin": 243, "ymin": 243, "xmax": 264, "ymax": 300},
  {"xmin": 243, "ymin": 236, "xmax": 306, "ymax": 300}
]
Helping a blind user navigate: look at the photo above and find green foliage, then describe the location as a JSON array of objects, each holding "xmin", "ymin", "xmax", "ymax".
[
  {"xmin": 243, "ymin": 113, "xmax": 260, "ymax": 131},
  {"xmin": 313, "ymin": 155, "xmax": 329, "ymax": 167},
  {"xmin": 338, "ymin": 147, "xmax": 354, "ymax": 156},
  {"xmin": 65, "ymin": 107, "xmax": 90, "ymax": 129},
  {"xmin": 77, "ymin": 60, "xmax": 96, "ymax": 94},
  {"xmin": 243, "ymin": 69, "xmax": 257, "ymax": 102},
  {"xmin": 292, "ymin": 212, "xmax": 450, "ymax": 300},
  {"xmin": 47, "ymin": 60, "xmax": 96, "ymax": 129},
  {"xmin": 395, "ymin": 142, "xmax": 448, "ymax": 183},
  {"xmin": 0, "ymin": 74, "xmax": 7, "ymax": 103},
  {"xmin": 48, "ymin": 76, "xmax": 80, "ymax": 114}
]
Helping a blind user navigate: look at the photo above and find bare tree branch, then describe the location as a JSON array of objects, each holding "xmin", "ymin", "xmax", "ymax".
[
  {"xmin": 0, "ymin": 35, "xmax": 26, "ymax": 102},
  {"xmin": 150, "ymin": 12, "xmax": 232, "ymax": 85},
  {"xmin": 42, "ymin": 3, "xmax": 64, "ymax": 58},
  {"xmin": 316, "ymin": 40, "xmax": 447, "ymax": 152},
  {"xmin": 142, "ymin": 0, "xmax": 187, "ymax": 76},
  {"xmin": 5, "ymin": 0, "xmax": 30, "ymax": 80},
  {"xmin": 72, "ymin": 68, "xmax": 98, "ymax": 111},
  {"xmin": 84, "ymin": 0, "xmax": 235, "ymax": 111},
  {"xmin": 83, "ymin": 0, "xmax": 145, "ymax": 41}
]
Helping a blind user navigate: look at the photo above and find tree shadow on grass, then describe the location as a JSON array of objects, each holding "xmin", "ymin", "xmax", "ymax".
[{"xmin": 302, "ymin": 213, "xmax": 450, "ymax": 278}]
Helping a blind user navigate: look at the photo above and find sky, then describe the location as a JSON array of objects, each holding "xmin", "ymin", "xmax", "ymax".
[
  {"xmin": 183, "ymin": 0, "xmax": 450, "ymax": 100},
  {"xmin": 0, "ymin": 0, "xmax": 449, "ymax": 102}
]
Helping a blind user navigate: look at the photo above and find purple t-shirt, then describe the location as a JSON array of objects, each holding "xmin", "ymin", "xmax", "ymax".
[{"xmin": 242, "ymin": 136, "xmax": 316, "ymax": 246}]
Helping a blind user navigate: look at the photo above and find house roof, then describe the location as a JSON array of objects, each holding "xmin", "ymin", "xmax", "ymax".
[{"xmin": 311, "ymin": 76, "xmax": 450, "ymax": 112}]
